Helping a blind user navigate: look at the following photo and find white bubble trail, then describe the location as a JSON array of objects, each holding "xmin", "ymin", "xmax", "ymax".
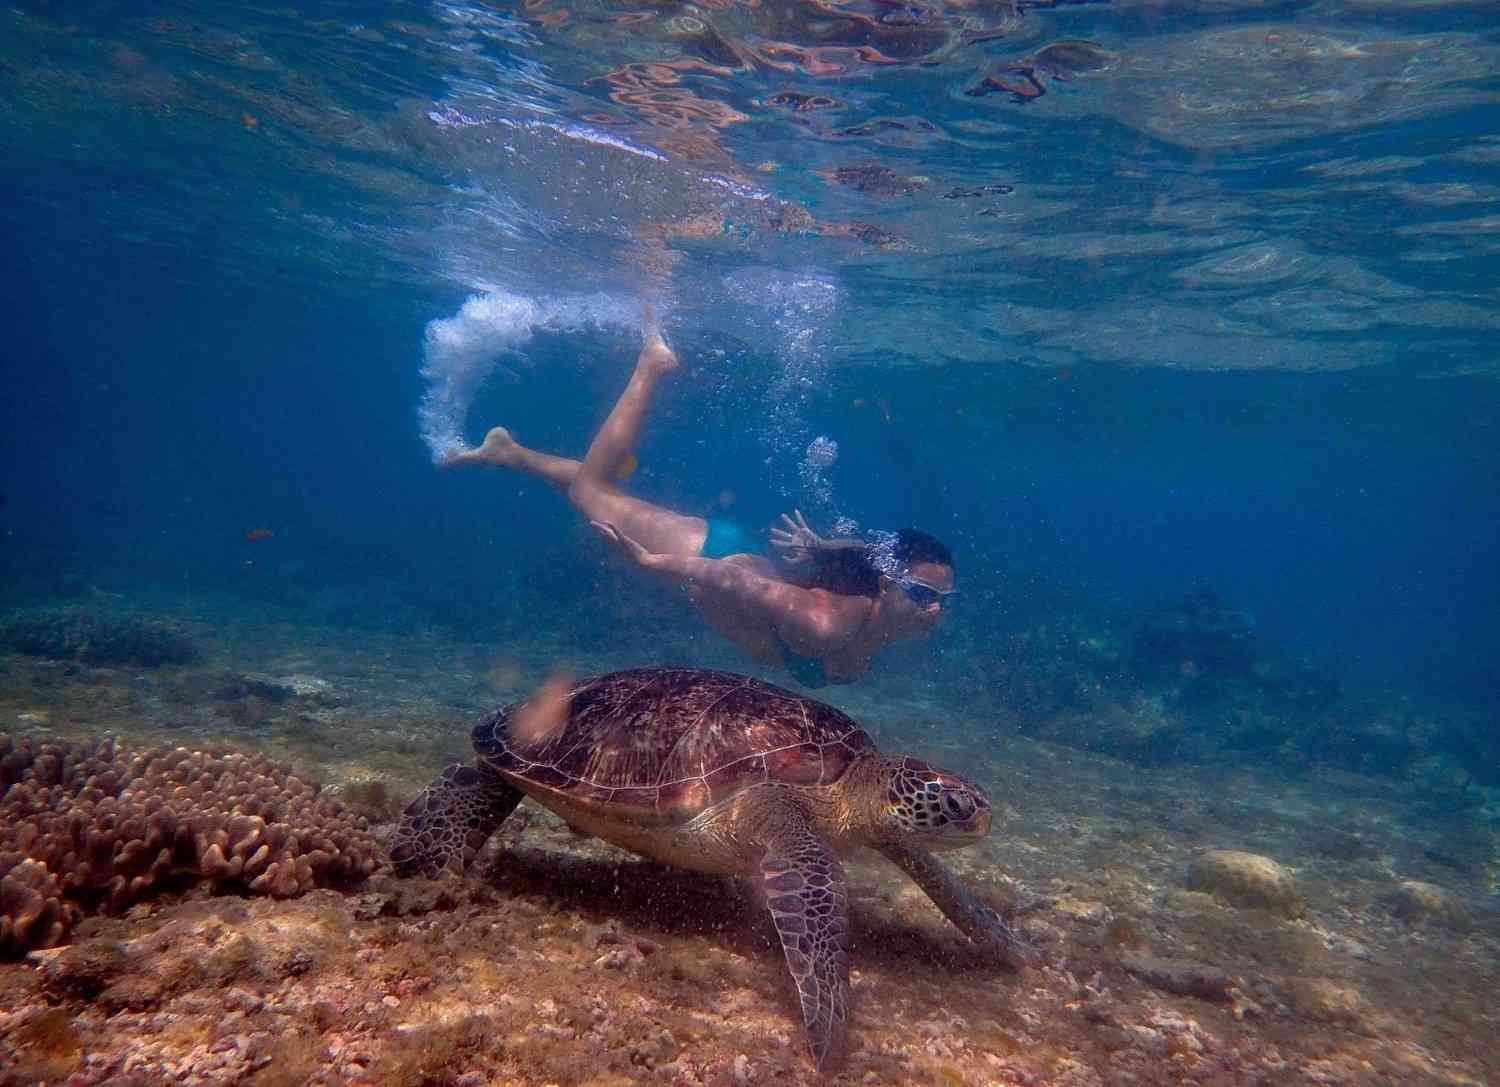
[
  {"xmin": 418, "ymin": 289, "xmax": 637, "ymax": 462},
  {"xmin": 720, "ymin": 268, "xmax": 844, "ymax": 514}
]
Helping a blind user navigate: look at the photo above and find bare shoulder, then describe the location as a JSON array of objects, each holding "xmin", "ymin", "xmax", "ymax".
[{"xmin": 722, "ymin": 553, "xmax": 782, "ymax": 579}]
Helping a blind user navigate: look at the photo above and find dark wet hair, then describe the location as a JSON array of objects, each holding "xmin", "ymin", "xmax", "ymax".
[
  {"xmin": 797, "ymin": 548, "xmax": 881, "ymax": 597},
  {"xmin": 891, "ymin": 527, "xmax": 953, "ymax": 570},
  {"xmin": 792, "ymin": 528, "xmax": 954, "ymax": 599}
]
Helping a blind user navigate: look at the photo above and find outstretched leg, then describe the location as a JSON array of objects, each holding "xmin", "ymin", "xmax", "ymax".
[
  {"xmin": 566, "ymin": 320, "xmax": 709, "ymax": 557},
  {"xmin": 877, "ymin": 842, "xmax": 1040, "ymax": 970},
  {"xmin": 578, "ymin": 320, "xmax": 677, "ymax": 484},
  {"xmin": 442, "ymin": 426, "xmax": 581, "ymax": 491},
  {"xmin": 391, "ymin": 763, "xmax": 524, "ymax": 877}
]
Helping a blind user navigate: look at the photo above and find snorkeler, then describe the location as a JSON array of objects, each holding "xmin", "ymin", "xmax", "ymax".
[{"xmin": 443, "ymin": 314, "xmax": 957, "ymax": 687}]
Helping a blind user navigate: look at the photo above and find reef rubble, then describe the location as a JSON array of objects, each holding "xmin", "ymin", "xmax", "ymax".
[{"xmin": 0, "ymin": 613, "xmax": 1496, "ymax": 1086}]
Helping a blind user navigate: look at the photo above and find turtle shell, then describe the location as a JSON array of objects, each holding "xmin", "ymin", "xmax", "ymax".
[{"xmin": 473, "ymin": 668, "xmax": 877, "ymax": 823}]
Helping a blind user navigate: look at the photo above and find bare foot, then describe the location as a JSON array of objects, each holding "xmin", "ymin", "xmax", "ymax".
[
  {"xmin": 637, "ymin": 304, "xmax": 679, "ymax": 378},
  {"xmin": 441, "ymin": 426, "xmax": 521, "ymax": 469}
]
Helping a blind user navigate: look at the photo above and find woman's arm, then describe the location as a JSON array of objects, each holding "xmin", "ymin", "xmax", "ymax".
[{"xmin": 592, "ymin": 521, "xmax": 857, "ymax": 652}]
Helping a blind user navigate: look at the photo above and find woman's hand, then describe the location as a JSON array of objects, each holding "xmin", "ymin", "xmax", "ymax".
[
  {"xmin": 591, "ymin": 521, "xmax": 663, "ymax": 570},
  {"xmin": 768, "ymin": 509, "xmax": 825, "ymax": 564}
]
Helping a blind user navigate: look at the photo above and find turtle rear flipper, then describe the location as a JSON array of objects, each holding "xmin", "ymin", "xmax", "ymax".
[
  {"xmin": 392, "ymin": 763, "xmax": 522, "ymax": 877},
  {"xmin": 878, "ymin": 841, "xmax": 1040, "ymax": 970},
  {"xmin": 761, "ymin": 819, "xmax": 851, "ymax": 1071}
]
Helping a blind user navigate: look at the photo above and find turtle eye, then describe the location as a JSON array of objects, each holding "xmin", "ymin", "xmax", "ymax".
[{"xmin": 941, "ymin": 790, "xmax": 975, "ymax": 822}]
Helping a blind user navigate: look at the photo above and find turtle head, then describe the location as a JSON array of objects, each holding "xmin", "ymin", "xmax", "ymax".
[{"xmin": 877, "ymin": 756, "xmax": 991, "ymax": 849}]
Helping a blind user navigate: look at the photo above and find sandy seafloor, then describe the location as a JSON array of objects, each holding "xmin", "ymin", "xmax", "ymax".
[{"xmin": 1, "ymin": 605, "xmax": 1496, "ymax": 1087}]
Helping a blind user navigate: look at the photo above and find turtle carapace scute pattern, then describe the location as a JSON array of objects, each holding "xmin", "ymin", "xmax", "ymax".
[
  {"xmin": 474, "ymin": 668, "xmax": 876, "ymax": 817},
  {"xmin": 392, "ymin": 667, "xmax": 1036, "ymax": 1070}
]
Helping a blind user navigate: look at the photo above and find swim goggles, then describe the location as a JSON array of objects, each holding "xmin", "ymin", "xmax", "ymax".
[{"xmin": 891, "ymin": 575, "xmax": 959, "ymax": 609}]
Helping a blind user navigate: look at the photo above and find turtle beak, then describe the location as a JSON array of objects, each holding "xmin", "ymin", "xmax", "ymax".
[{"xmin": 973, "ymin": 807, "xmax": 992, "ymax": 836}]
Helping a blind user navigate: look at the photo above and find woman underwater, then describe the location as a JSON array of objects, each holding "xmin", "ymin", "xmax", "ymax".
[{"xmin": 445, "ymin": 313, "xmax": 958, "ymax": 687}]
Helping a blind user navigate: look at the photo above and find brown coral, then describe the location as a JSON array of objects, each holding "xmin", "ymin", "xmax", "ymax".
[
  {"xmin": 1186, "ymin": 849, "xmax": 1304, "ymax": 919},
  {"xmin": 0, "ymin": 857, "xmax": 78, "ymax": 954},
  {"xmin": 0, "ymin": 732, "xmax": 379, "ymax": 956}
]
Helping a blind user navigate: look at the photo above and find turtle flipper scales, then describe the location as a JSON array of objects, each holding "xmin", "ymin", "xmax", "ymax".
[
  {"xmin": 761, "ymin": 820, "xmax": 850, "ymax": 1071},
  {"xmin": 391, "ymin": 763, "xmax": 522, "ymax": 878},
  {"xmin": 878, "ymin": 842, "xmax": 1040, "ymax": 970}
]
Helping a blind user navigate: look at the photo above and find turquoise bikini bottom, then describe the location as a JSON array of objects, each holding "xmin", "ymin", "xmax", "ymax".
[{"xmin": 699, "ymin": 517, "xmax": 761, "ymax": 560}]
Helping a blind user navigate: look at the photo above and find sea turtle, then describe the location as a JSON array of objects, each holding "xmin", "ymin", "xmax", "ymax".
[{"xmin": 391, "ymin": 667, "xmax": 1035, "ymax": 1069}]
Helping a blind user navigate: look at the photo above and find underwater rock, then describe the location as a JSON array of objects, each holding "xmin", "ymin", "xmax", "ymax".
[
  {"xmin": 1119, "ymin": 951, "xmax": 1236, "ymax": 1002},
  {"xmin": 0, "ymin": 606, "xmax": 201, "ymax": 667},
  {"xmin": 209, "ymin": 672, "xmax": 298, "ymax": 702},
  {"xmin": 29, "ymin": 936, "xmax": 128, "ymax": 999},
  {"xmin": 337, "ymin": 777, "xmax": 403, "ymax": 824},
  {"xmin": 1280, "ymin": 977, "xmax": 1364, "ymax": 1026},
  {"xmin": 0, "ymin": 732, "xmax": 379, "ymax": 956},
  {"xmin": 1389, "ymin": 880, "xmax": 1466, "ymax": 927},
  {"xmin": 1186, "ymin": 850, "xmax": 1304, "ymax": 919},
  {"xmin": 350, "ymin": 872, "xmax": 473, "ymax": 919},
  {"xmin": 281, "ymin": 672, "xmax": 338, "ymax": 700}
]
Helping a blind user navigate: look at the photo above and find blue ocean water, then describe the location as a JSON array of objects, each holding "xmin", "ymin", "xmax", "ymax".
[
  {"xmin": 1, "ymin": 1, "xmax": 1499, "ymax": 1077},
  {"xmin": 4, "ymin": 1, "xmax": 1496, "ymax": 699}
]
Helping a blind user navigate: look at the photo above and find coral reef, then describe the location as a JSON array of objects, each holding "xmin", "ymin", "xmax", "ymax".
[
  {"xmin": 1110, "ymin": 588, "xmax": 1343, "ymax": 760},
  {"xmin": 1129, "ymin": 587, "xmax": 1259, "ymax": 686},
  {"xmin": 956, "ymin": 585, "xmax": 1358, "ymax": 768},
  {"xmin": 0, "ymin": 606, "xmax": 201, "ymax": 666},
  {"xmin": 0, "ymin": 732, "xmax": 379, "ymax": 956},
  {"xmin": 1186, "ymin": 849, "xmax": 1304, "ymax": 918},
  {"xmin": 0, "ymin": 858, "xmax": 75, "ymax": 956}
]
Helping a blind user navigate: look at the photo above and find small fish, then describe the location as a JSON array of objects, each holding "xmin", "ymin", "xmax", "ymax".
[
  {"xmin": 615, "ymin": 452, "xmax": 639, "ymax": 481},
  {"xmin": 245, "ymin": 527, "xmax": 275, "ymax": 541}
]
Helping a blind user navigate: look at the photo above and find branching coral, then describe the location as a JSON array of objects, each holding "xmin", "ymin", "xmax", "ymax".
[
  {"xmin": 0, "ymin": 857, "xmax": 77, "ymax": 954},
  {"xmin": 0, "ymin": 732, "xmax": 379, "ymax": 956}
]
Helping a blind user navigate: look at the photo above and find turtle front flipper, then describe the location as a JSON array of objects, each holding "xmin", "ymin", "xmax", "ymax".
[
  {"xmin": 392, "ymin": 763, "xmax": 522, "ymax": 877},
  {"xmin": 761, "ymin": 820, "xmax": 851, "ymax": 1071},
  {"xmin": 878, "ymin": 842, "xmax": 1040, "ymax": 970}
]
